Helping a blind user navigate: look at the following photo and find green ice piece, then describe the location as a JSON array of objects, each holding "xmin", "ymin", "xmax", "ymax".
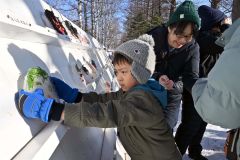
[{"xmin": 26, "ymin": 67, "xmax": 48, "ymax": 90}]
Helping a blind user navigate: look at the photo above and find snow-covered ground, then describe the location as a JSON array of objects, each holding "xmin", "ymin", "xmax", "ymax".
[
  {"xmin": 182, "ymin": 124, "xmax": 228, "ymax": 160},
  {"xmin": 175, "ymin": 107, "xmax": 228, "ymax": 160}
]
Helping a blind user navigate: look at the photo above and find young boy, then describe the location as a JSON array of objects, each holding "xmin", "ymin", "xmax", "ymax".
[{"xmin": 18, "ymin": 34, "xmax": 181, "ymax": 160}]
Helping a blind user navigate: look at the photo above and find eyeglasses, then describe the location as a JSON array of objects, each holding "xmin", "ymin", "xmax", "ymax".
[{"xmin": 175, "ymin": 34, "xmax": 193, "ymax": 42}]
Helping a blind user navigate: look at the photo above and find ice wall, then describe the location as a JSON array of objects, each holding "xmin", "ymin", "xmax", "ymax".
[{"xmin": 0, "ymin": 0, "xmax": 117, "ymax": 159}]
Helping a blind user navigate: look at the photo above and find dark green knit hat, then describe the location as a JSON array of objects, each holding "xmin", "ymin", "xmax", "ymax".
[{"xmin": 167, "ymin": 0, "xmax": 200, "ymax": 28}]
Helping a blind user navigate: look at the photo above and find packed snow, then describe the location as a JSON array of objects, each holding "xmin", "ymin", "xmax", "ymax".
[{"xmin": 175, "ymin": 107, "xmax": 228, "ymax": 160}]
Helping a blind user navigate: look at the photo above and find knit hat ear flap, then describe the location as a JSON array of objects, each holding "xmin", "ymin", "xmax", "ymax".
[
  {"xmin": 135, "ymin": 34, "xmax": 156, "ymax": 75},
  {"xmin": 131, "ymin": 62, "xmax": 151, "ymax": 84}
]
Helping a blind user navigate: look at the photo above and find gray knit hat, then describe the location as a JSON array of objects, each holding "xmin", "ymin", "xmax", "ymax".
[{"xmin": 114, "ymin": 34, "xmax": 156, "ymax": 84}]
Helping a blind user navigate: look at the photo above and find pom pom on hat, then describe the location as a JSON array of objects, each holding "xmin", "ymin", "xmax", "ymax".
[{"xmin": 138, "ymin": 34, "xmax": 155, "ymax": 47}]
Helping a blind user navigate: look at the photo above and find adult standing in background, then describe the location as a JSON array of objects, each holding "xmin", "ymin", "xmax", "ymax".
[
  {"xmin": 147, "ymin": 0, "xmax": 200, "ymax": 131},
  {"xmin": 175, "ymin": 5, "xmax": 231, "ymax": 160}
]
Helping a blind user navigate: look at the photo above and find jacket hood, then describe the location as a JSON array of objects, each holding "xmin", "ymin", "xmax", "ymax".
[{"xmin": 133, "ymin": 79, "xmax": 167, "ymax": 108}]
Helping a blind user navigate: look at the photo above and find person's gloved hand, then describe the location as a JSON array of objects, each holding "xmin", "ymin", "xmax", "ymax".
[
  {"xmin": 18, "ymin": 88, "xmax": 54, "ymax": 123},
  {"xmin": 50, "ymin": 77, "xmax": 78, "ymax": 103}
]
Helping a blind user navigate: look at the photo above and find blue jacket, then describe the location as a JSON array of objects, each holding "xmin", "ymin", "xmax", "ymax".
[{"xmin": 133, "ymin": 79, "xmax": 167, "ymax": 108}]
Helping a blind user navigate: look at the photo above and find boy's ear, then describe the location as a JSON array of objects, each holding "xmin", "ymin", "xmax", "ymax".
[{"xmin": 167, "ymin": 27, "xmax": 171, "ymax": 33}]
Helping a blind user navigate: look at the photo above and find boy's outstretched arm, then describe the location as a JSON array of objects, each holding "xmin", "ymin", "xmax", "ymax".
[
  {"xmin": 19, "ymin": 89, "xmax": 162, "ymax": 129},
  {"xmin": 63, "ymin": 90, "xmax": 163, "ymax": 129},
  {"xmin": 50, "ymin": 76, "xmax": 122, "ymax": 103},
  {"xmin": 50, "ymin": 77, "xmax": 79, "ymax": 103}
]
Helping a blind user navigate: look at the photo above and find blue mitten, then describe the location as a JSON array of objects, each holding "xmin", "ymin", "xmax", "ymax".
[
  {"xmin": 50, "ymin": 77, "xmax": 78, "ymax": 103},
  {"xmin": 18, "ymin": 88, "xmax": 54, "ymax": 122}
]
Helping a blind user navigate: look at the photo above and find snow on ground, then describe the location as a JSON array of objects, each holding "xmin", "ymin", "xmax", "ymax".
[
  {"xmin": 183, "ymin": 124, "xmax": 228, "ymax": 160},
  {"xmin": 175, "ymin": 107, "xmax": 228, "ymax": 160}
]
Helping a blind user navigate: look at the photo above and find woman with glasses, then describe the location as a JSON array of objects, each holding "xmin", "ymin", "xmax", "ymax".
[
  {"xmin": 176, "ymin": 5, "xmax": 231, "ymax": 160},
  {"xmin": 147, "ymin": 1, "xmax": 203, "ymax": 159},
  {"xmin": 147, "ymin": 0, "xmax": 199, "ymax": 131}
]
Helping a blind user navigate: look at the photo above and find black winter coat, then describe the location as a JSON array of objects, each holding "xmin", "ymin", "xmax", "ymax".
[
  {"xmin": 183, "ymin": 30, "xmax": 225, "ymax": 105},
  {"xmin": 196, "ymin": 30, "xmax": 224, "ymax": 77},
  {"xmin": 147, "ymin": 25, "xmax": 200, "ymax": 94}
]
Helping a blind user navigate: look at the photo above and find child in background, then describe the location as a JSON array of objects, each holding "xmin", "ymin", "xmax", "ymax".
[{"xmin": 18, "ymin": 34, "xmax": 181, "ymax": 160}]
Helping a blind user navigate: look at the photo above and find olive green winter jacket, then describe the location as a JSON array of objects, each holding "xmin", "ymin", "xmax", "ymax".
[{"xmin": 64, "ymin": 84, "xmax": 181, "ymax": 160}]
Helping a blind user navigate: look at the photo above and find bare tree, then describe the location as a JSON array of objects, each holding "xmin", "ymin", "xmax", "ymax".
[
  {"xmin": 146, "ymin": 0, "xmax": 150, "ymax": 20},
  {"xmin": 169, "ymin": 0, "xmax": 176, "ymax": 15},
  {"xmin": 83, "ymin": 0, "xmax": 89, "ymax": 32},
  {"xmin": 210, "ymin": 0, "xmax": 221, "ymax": 8},
  {"xmin": 232, "ymin": 0, "xmax": 240, "ymax": 22},
  {"xmin": 89, "ymin": 0, "xmax": 94, "ymax": 36},
  {"xmin": 44, "ymin": 0, "xmax": 124, "ymax": 48},
  {"xmin": 78, "ymin": 1, "xmax": 83, "ymax": 28},
  {"xmin": 219, "ymin": 0, "xmax": 232, "ymax": 15}
]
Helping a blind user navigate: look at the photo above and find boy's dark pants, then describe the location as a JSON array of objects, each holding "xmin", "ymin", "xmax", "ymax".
[{"xmin": 175, "ymin": 89, "xmax": 207, "ymax": 156}]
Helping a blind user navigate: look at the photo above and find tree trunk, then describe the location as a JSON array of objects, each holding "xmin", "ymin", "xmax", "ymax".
[
  {"xmin": 83, "ymin": 0, "xmax": 88, "ymax": 32},
  {"xmin": 90, "ymin": 0, "xmax": 95, "ymax": 36},
  {"xmin": 170, "ymin": 0, "xmax": 176, "ymax": 15},
  {"xmin": 210, "ymin": 0, "xmax": 221, "ymax": 9},
  {"xmin": 232, "ymin": 0, "xmax": 240, "ymax": 22},
  {"xmin": 146, "ymin": 0, "xmax": 150, "ymax": 20},
  {"xmin": 78, "ymin": 0, "xmax": 83, "ymax": 28}
]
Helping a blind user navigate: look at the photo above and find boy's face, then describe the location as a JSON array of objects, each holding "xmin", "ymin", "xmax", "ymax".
[
  {"xmin": 114, "ymin": 62, "xmax": 139, "ymax": 91},
  {"xmin": 167, "ymin": 23, "xmax": 193, "ymax": 48}
]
